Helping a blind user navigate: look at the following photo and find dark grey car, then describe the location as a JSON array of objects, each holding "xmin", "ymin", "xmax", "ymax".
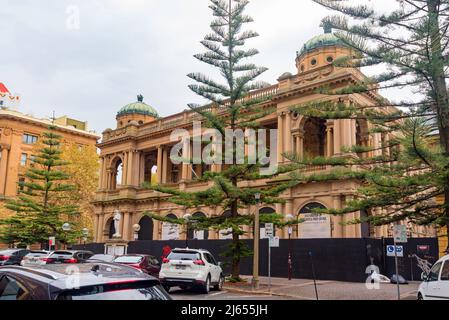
[
  {"xmin": 0, "ymin": 262, "xmax": 171, "ymax": 300},
  {"xmin": 0, "ymin": 249, "xmax": 30, "ymax": 266}
]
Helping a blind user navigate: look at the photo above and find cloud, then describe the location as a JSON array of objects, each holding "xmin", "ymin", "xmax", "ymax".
[{"xmin": 0, "ymin": 0, "xmax": 417, "ymax": 133}]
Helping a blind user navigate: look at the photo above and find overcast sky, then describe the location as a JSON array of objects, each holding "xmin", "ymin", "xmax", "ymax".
[{"xmin": 1, "ymin": 0, "xmax": 406, "ymax": 134}]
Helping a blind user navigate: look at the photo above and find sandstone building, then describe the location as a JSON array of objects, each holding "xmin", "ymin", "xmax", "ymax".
[{"xmin": 93, "ymin": 28, "xmax": 436, "ymax": 243}]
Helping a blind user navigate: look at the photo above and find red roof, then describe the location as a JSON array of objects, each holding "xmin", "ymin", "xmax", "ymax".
[{"xmin": 0, "ymin": 83, "xmax": 10, "ymax": 94}]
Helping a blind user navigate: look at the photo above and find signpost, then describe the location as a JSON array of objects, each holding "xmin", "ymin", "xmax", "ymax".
[
  {"xmin": 265, "ymin": 223, "xmax": 274, "ymax": 291},
  {"xmin": 392, "ymin": 225, "xmax": 408, "ymax": 300},
  {"xmin": 48, "ymin": 237, "xmax": 55, "ymax": 251}
]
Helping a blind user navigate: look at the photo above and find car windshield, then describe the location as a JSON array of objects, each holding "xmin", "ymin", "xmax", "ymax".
[
  {"xmin": 56, "ymin": 282, "xmax": 170, "ymax": 300},
  {"xmin": 49, "ymin": 251, "xmax": 73, "ymax": 258},
  {"xmin": 114, "ymin": 256, "xmax": 143, "ymax": 264},
  {"xmin": 26, "ymin": 252, "xmax": 48, "ymax": 257},
  {"xmin": 90, "ymin": 255, "xmax": 113, "ymax": 261},
  {"xmin": 167, "ymin": 251, "xmax": 201, "ymax": 261},
  {"xmin": 0, "ymin": 250, "xmax": 18, "ymax": 255}
]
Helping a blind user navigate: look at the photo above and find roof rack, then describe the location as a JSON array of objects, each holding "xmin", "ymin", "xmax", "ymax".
[{"xmin": 2, "ymin": 266, "xmax": 59, "ymax": 280}]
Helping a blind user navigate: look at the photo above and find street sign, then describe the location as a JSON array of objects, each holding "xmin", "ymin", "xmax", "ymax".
[
  {"xmin": 265, "ymin": 223, "xmax": 274, "ymax": 237},
  {"xmin": 387, "ymin": 245, "xmax": 404, "ymax": 257},
  {"xmin": 393, "ymin": 225, "xmax": 408, "ymax": 243},
  {"xmin": 49, "ymin": 237, "xmax": 55, "ymax": 247},
  {"xmin": 269, "ymin": 236, "xmax": 279, "ymax": 248}
]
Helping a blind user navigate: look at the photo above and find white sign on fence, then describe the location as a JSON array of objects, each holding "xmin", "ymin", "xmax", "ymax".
[
  {"xmin": 387, "ymin": 245, "xmax": 404, "ymax": 257},
  {"xmin": 269, "ymin": 236, "xmax": 279, "ymax": 248}
]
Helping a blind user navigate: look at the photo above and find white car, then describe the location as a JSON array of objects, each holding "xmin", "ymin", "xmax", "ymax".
[
  {"xmin": 418, "ymin": 254, "xmax": 449, "ymax": 300},
  {"xmin": 20, "ymin": 250, "xmax": 52, "ymax": 266},
  {"xmin": 159, "ymin": 248, "xmax": 225, "ymax": 294}
]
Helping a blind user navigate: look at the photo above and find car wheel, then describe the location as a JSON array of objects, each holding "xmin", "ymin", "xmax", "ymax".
[
  {"xmin": 201, "ymin": 275, "xmax": 211, "ymax": 294},
  {"xmin": 417, "ymin": 293, "xmax": 423, "ymax": 300},
  {"xmin": 214, "ymin": 275, "xmax": 225, "ymax": 291}
]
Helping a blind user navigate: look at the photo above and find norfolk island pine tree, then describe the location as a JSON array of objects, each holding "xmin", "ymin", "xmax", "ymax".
[
  {"xmin": 282, "ymin": 0, "xmax": 449, "ymax": 247},
  {"xmin": 143, "ymin": 0, "xmax": 301, "ymax": 281}
]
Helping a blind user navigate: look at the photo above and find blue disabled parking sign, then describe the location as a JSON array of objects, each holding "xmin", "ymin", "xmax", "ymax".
[{"xmin": 387, "ymin": 245, "xmax": 404, "ymax": 257}]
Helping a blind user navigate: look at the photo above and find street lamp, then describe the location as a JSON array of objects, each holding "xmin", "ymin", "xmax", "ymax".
[
  {"xmin": 133, "ymin": 224, "xmax": 141, "ymax": 241},
  {"xmin": 82, "ymin": 228, "xmax": 89, "ymax": 250},
  {"xmin": 252, "ymin": 193, "xmax": 261, "ymax": 290},
  {"xmin": 62, "ymin": 223, "xmax": 71, "ymax": 250},
  {"xmin": 184, "ymin": 214, "xmax": 192, "ymax": 248},
  {"xmin": 285, "ymin": 214, "xmax": 294, "ymax": 281}
]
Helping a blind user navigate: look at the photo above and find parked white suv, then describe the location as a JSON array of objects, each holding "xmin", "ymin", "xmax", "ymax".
[
  {"xmin": 418, "ymin": 254, "xmax": 449, "ymax": 300},
  {"xmin": 159, "ymin": 248, "xmax": 224, "ymax": 294}
]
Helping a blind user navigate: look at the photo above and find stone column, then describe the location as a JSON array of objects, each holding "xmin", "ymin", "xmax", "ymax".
[
  {"xmin": 284, "ymin": 111, "xmax": 292, "ymax": 160},
  {"xmin": 101, "ymin": 157, "xmax": 108, "ymax": 190},
  {"xmin": 106, "ymin": 169, "xmax": 112, "ymax": 190},
  {"xmin": 153, "ymin": 219, "xmax": 161, "ymax": 240},
  {"xmin": 138, "ymin": 152, "xmax": 145, "ymax": 186},
  {"xmin": 157, "ymin": 146, "xmax": 163, "ymax": 183},
  {"xmin": 97, "ymin": 214, "xmax": 105, "ymax": 242},
  {"xmin": 326, "ymin": 124, "xmax": 333, "ymax": 157},
  {"xmin": 332, "ymin": 195, "xmax": 343, "ymax": 238},
  {"xmin": 333, "ymin": 120, "xmax": 342, "ymax": 156},
  {"xmin": 125, "ymin": 151, "xmax": 132, "ymax": 186},
  {"xmin": 122, "ymin": 212, "xmax": 130, "ymax": 240},
  {"xmin": 0, "ymin": 147, "xmax": 10, "ymax": 195},
  {"xmin": 98, "ymin": 157, "xmax": 104, "ymax": 190},
  {"xmin": 162, "ymin": 147, "xmax": 168, "ymax": 183},
  {"xmin": 277, "ymin": 113, "xmax": 284, "ymax": 163},
  {"xmin": 93, "ymin": 214, "xmax": 99, "ymax": 242},
  {"xmin": 182, "ymin": 140, "xmax": 190, "ymax": 181}
]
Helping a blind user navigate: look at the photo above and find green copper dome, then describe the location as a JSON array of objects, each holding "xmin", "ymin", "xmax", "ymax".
[
  {"xmin": 298, "ymin": 25, "xmax": 350, "ymax": 58},
  {"xmin": 117, "ymin": 95, "xmax": 159, "ymax": 118}
]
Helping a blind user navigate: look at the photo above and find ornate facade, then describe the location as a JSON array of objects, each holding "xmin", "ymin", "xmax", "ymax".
[{"xmin": 93, "ymin": 28, "xmax": 435, "ymax": 243}]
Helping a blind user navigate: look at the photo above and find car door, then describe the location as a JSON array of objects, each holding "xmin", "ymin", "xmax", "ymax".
[
  {"xmin": 204, "ymin": 253, "xmax": 220, "ymax": 283},
  {"xmin": 425, "ymin": 261, "xmax": 443, "ymax": 300},
  {"xmin": 438, "ymin": 259, "xmax": 449, "ymax": 300}
]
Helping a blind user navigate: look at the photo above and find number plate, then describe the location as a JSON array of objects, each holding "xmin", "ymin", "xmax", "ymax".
[{"xmin": 175, "ymin": 265, "xmax": 186, "ymax": 270}]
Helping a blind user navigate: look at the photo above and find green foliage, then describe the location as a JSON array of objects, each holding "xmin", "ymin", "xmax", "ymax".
[
  {"xmin": 284, "ymin": 1, "xmax": 449, "ymax": 240},
  {"xmin": 0, "ymin": 126, "xmax": 81, "ymax": 247},
  {"xmin": 144, "ymin": 0, "xmax": 300, "ymax": 279}
]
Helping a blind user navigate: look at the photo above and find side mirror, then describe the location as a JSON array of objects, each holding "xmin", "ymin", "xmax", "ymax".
[
  {"xmin": 421, "ymin": 272, "xmax": 428, "ymax": 281},
  {"xmin": 217, "ymin": 261, "xmax": 223, "ymax": 267}
]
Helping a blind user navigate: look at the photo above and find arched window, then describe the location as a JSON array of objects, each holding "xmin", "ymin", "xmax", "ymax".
[
  {"xmin": 161, "ymin": 213, "xmax": 180, "ymax": 240},
  {"xmin": 219, "ymin": 210, "xmax": 233, "ymax": 240},
  {"xmin": 259, "ymin": 207, "xmax": 276, "ymax": 239},
  {"xmin": 187, "ymin": 212, "xmax": 209, "ymax": 240},
  {"xmin": 297, "ymin": 202, "xmax": 331, "ymax": 239},
  {"xmin": 110, "ymin": 157, "xmax": 123, "ymax": 190},
  {"xmin": 303, "ymin": 118, "xmax": 327, "ymax": 158},
  {"xmin": 138, "ymin": 216, "xmax": 153, "ymax": 241}
]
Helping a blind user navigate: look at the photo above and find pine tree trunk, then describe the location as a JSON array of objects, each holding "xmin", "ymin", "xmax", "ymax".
[{"xmin": 428, "ymin": 0, "xmax": 449, "ymax": 249}]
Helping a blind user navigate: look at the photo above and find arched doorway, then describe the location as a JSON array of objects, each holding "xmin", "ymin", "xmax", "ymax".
[
  {"xmin": 297, "ymin": 202, "xmax": 331, "ymax": 239},
  {"xmin": 106, "ymin": 217, "xmax": 115, "ymax": 239},
  {"xmin": 138, "ymin": 216, "xmax": 154, "ymax": 240},
  {"xmin": 161, "ymin": 213, "xmax": 180, "ymax": 240},
  {"xmin": 259, "ymin": 207, "xmax": 276, "ymax": 239},
  {"xmin": 303, "ymin": 118, "xmax": 327, "ymax": 158},
  {"xmin": 219, "ymin": 210, "xmax": 233, "ymax": 240},
  {"xmin": 187, "ymin": 212, "xmax": 209, "ymax": 240}
]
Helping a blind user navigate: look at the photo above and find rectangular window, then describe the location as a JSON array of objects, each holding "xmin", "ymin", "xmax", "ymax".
[
  {"xmin": 20, "ymin": 153, "xmax": 27, "ymax": 166},
  {"xmin": 22, "ymin": 134, "xmax": 38, "ymax": 145},
  {"xmin": 441, "ymin": 261, "xmax": 449, "ymax": 281}
]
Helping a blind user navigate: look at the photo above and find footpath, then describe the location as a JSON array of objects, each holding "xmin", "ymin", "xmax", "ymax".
[{"xmin": 223, "ymin": 276, "xmax": 420, "ymax": 300}]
